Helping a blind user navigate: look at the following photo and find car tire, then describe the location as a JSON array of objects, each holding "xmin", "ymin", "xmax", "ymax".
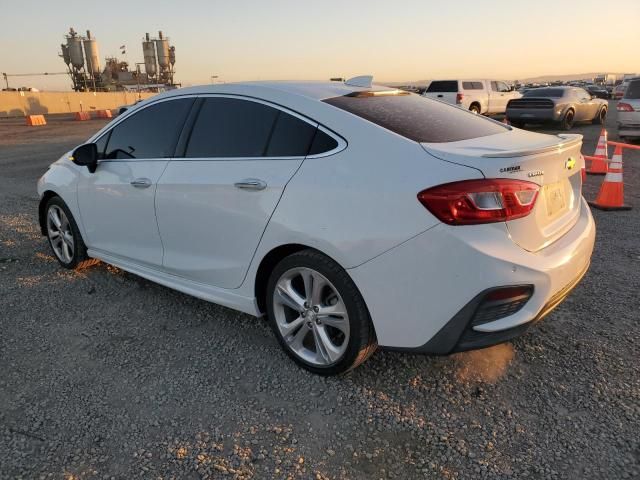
[
  {"xmin": 593, "ymin": 107, "xmax": 607, "ymax": 125},
  {"xmin": 560, "ymin": 109, "xmax": 575, "ymax": 130},
  {"xmin": 44, "ymin": 196, "xmax": 98, "ymax": 270},
  {"xmin": 266, "ymin": 249, "xmax": 377, "ymax": 375},
  {"xmin": 469, "ymin": 104, "xmax": 481, "ymax": 115}
]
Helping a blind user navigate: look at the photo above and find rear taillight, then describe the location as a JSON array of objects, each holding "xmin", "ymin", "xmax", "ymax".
[
  {"xmin": 617, "ymin": 102, "xmax": 634, "ymax": 112},
  {"xmin": 455, "ymin": 93, "xmax": 464, "ymax": 104},
  {"xmin": 417, "ymin": 179, "xmax": 540, "ymax": 225}
]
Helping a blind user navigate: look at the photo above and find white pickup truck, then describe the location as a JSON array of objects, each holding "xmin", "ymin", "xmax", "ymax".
[{"xmin": 422, "ymin": 80, "xmax": 521, "ymax": 115}]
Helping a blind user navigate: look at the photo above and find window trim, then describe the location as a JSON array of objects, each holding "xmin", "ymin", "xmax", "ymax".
[
  {"xmin": 90, "ymin": 95, "xmax": 198, "ymax": 163},
  {"xmin": 178, "ymin": 93, "xmax": 345, "ymax": 161}
]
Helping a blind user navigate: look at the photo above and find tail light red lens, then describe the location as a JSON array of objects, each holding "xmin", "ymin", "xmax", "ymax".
[
  {"xmin": 617, "ymin": 102, "xmax": 634, "ymax": 112},
  {"xmin": 417, "ymin": 179, "xmax": 540, "ymax": 225},
  {"xmin": 455, "ymin": 93, "xmax": 464, "ymax": 104}
]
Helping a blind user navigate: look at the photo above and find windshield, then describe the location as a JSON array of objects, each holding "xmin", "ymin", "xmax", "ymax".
[
  {"xmin": 523, "ymin": 88, "xmax": 565, "ymax": 98},
  {"xmin": 323, "ymin": 93, "xmax": 507, "ymax": 143}
]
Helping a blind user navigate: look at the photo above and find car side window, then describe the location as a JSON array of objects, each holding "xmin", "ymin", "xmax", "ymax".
[
  {"xmin": 103, "ymin": 98, "xmax": 194, "ymax": 160},
  {"xmin": 186, "ymin": 97, "xmax": 325, "ymax": 158},
  {"xmin": 491, "ymin": 81, "xmax": 499, "ymax": 91},
  {"xmin": 265, "ymin": 111, "xmax": 317, "ymax": 157},
  {"xmin": 186, "ymin": 98, "xmax": 277, "ymax": 158},
  {"xmin": 498, "ymin": 82, "xmax": 510, "ymax": 92}
]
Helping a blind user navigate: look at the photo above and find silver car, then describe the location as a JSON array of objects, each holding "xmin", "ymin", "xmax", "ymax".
[
  {"xmin": 617, "ymin": 78, "xmax": 640, "ymax": 140},
  {"xmin": 506, "ymin": 86, "xmax": 608, "ymax": 131}
]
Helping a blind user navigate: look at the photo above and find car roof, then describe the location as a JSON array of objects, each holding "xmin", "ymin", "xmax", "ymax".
[{"xmin": 155, "ymin": 81, "xmax": 397, "ymax": 102}]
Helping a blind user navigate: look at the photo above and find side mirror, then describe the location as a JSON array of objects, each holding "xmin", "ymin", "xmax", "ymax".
[{"xmin": 71, "ymin": 143, "xmax": 98, "ymax": 173}]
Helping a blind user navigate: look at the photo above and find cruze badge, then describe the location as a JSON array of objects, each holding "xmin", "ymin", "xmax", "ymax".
[
  {"xmin": 500, "ymin": 165, "xmax": 521, "ymax": 173},
  {"xmin": 565, "ymin": 157, "xmax": 577, "ymax": 170},
  {"xmin": 527, "ymin": 170, "xmax": 544, "ymax": 178}
]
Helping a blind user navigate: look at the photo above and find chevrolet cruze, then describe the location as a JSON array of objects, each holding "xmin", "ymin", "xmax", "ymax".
[{"xmin": 37, "ymin": 77, "xmax": 595, "ymax": 375}]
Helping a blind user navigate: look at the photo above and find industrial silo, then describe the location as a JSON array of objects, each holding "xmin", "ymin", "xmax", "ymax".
[
  {"xmin": 66, "ymin": 29, "xmax": 84, "ymax": 69},
  {"xmin": 83, "ymin": 30, "xmax": 101, "ymax": 75},
  {"xmin": 60, "ymin": 44, "xmax": 71, "ymax": 65},
  {"xmin": 155, "ymin": 31, "xmax": 170, "ymax": 70},
  {"xmin": 143, "ymin": 33, "xmax": 157, "ymax": 77}
]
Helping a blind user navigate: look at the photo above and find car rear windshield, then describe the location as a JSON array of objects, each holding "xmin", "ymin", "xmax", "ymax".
[
  {"xmin": 323, "ymin": 93, "xmax": 507, "ymax": 143},
  {"xmin": 426, "ymin": 81, "xmax": 458, "ymax": 93},
  {"xmin": 624, "ymin": 80, "xmax": 640, "ymax": 99},
  {"xmin": 523, "ymin": 88, "xmax": 564, "ymax": 98}
]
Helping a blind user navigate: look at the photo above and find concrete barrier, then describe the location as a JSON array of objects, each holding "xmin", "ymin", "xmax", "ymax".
[
  {"xmin": 0, "ymin": 91, "xmax": 156, "ymax": 118},
  {"xmin": 74, "ymin": 111, "xmax": 91, "ymax": 121},
  {"xmin": 26, "ymin": 115, "xmax": 46, "ymax": 126},
  {"xmin": 95, "ymin": 110, "xmax": 113, "ymax": 119}
]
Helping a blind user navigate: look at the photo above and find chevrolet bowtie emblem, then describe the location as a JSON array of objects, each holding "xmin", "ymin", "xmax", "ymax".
[{"xmin": 565, "ymin": 157, "xmax": 577, "ymax": 170}]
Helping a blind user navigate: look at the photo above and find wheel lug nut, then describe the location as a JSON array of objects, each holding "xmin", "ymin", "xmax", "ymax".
[{"xmin": 313, "ymin": 306, "xmax": 319, "ymax": 313}]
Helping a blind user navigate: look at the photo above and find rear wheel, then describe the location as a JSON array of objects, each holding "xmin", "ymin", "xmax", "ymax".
[
  {"xmin": 45, "ymin": 196, "xmax": 97, "ymax": 270},
  {"xmin": 560, "ymin": 109, "xmax": 575, "ymax": 130},
  {"xmin": 266, "ymin": 250, "xmax": 377, "ymax": 375},
  {"xmin": 469, "ymin": 104, "xmax": 481, "ymax": 115},
  {"xmin": 593, "ymin": 107, "xmax": 607, "ymax": 125}
]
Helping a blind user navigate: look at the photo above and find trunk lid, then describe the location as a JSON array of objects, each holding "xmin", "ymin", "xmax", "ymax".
[{"xmin": 421, "ymin": 129, "xmax": 583, "ymax": 252}]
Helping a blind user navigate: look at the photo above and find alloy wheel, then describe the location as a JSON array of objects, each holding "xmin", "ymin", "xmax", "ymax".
[
  {"xmin": 46, "ymin": 205, "xmax": 74, "ymax": 263},
  {"xmin": 272, "ymin": 267, "xmax": 350, "ymax": 366}
]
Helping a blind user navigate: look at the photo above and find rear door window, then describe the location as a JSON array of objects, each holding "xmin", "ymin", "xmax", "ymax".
[
  {"xmin": 104, "ymin": 98, "xmax": 194, "ymax": 159},
  {"xmin": 323, "ymin": 93, "xmax": 507, "ymax": 143},
  {"xmin": 426, "ymin": 81, "xmax": 458, "ymax": 93},
  {"xmin": 462, "ymin": 82, "xmax": 484, "ymax": 90},
  {"xmin": 186, "ymin": 97, "xmax": 323, "ymax": 158},
  {"xmin": 186, "ymin": 98, "xmax": 278, "ymax": 157}
]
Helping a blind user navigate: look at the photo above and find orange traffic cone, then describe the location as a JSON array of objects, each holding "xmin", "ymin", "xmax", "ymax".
[
  {"xmin": 588, "ymin": 146, "xmax": 631, "ymax": 211},
  {"xmin": 580, "ymin": 153, "xmax": 586, "ymax": 182},
  {"xmin": 587, "ymin": 128, "xmax": 608, "ymax": 175},
  {"xmin": 502, "ymin": 116, "xmax": 510, "ymax": 125}
]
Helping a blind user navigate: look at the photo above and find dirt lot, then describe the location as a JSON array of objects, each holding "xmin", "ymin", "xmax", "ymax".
[{"xmin": 1, "ymin": 106, "xmax": 639, "ymax": 480}]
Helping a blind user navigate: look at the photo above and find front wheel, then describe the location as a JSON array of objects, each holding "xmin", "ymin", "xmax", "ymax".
[
  {"xmin": 266, "ymin": 250, "xmax": 377, "ymax": 375},
  {"xmin": 45, "ymin": 196, "xmax": 97, "ymax": 269},
  {"xmin": 560, "ymin": 110, "xmax": 575, "ymax": 130}
]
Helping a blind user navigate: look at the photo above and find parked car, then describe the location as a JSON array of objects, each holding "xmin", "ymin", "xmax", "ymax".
[
  {"xmin": 37, "ymin": 79, "xmax": 595, "ymax": 375},
  {"xmin": 422, "ymin": 79, "xmax": 521, "ymax": 115},
  {"xmin": 613, "ymin": 83, "xmax": 627, "ymax": 100},
  {"xmin": 586, "ymin": 85, "xmax": 609, "ymax": 100},
  {"xmin": 617, "ymin": 78, "xmax": 640, "ymax": 140},
  {"xmin": 506, "ymin": 86, "xmax": 608, "ymax": 130}
]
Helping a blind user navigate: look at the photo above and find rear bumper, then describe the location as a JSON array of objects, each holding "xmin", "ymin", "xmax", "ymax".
[
  {"xmin": 348, "ymin": 198, "xmax": 595, "ymax": 352},
  {"xmin": 617, "ymin": 115, "xmax": 640, "ymax": 137},
  {"xmin": 506, "ymin": 108, "xmax": 560, "ymax": 122}
]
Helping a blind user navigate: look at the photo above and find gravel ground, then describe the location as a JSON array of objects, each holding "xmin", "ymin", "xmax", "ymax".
[{"xmin": 0, "ymin": 105, "xmax": 639, "ymax": 480}]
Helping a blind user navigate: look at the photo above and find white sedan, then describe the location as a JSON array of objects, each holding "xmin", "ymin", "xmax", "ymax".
[{"xmin": 37, "ymin": 77, "xmax": 595, "ymax": 375}]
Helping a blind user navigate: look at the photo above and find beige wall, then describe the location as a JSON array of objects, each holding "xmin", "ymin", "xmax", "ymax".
[{"xmin": 0, "ymin": 91, "xmax": 157, "ymax": 117}]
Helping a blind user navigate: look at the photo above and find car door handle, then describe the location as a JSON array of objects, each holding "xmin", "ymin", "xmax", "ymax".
[
  {"xmin": 234, "ymin": 178, "xmax": 267, "ymax": 191},
  {"xmin": 130, "ymin": 178, "xmax": 152, "ymax": 188}
]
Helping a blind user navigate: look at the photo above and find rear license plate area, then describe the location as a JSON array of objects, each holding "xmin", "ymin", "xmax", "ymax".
[{"xmin": 543, "ymin": 182, "xmax": 566, "ymax": 217}]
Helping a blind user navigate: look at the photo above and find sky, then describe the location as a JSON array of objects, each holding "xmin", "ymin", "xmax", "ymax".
[{"xmin": 2, "ymin": 0, "xmax": 639, "ymax": 91}]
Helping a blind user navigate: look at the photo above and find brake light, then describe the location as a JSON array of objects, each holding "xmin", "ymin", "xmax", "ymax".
[
  {"xmin": 456, "ymin": 93, "xmax": 464, "ymax": 104},
  {"xmin": 617, "ymin": 102, "xmax": 634, "ymax": 112},
  {"xmin": 417, "ymin": 179, "xmax": 540, "ymax": 225}
]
